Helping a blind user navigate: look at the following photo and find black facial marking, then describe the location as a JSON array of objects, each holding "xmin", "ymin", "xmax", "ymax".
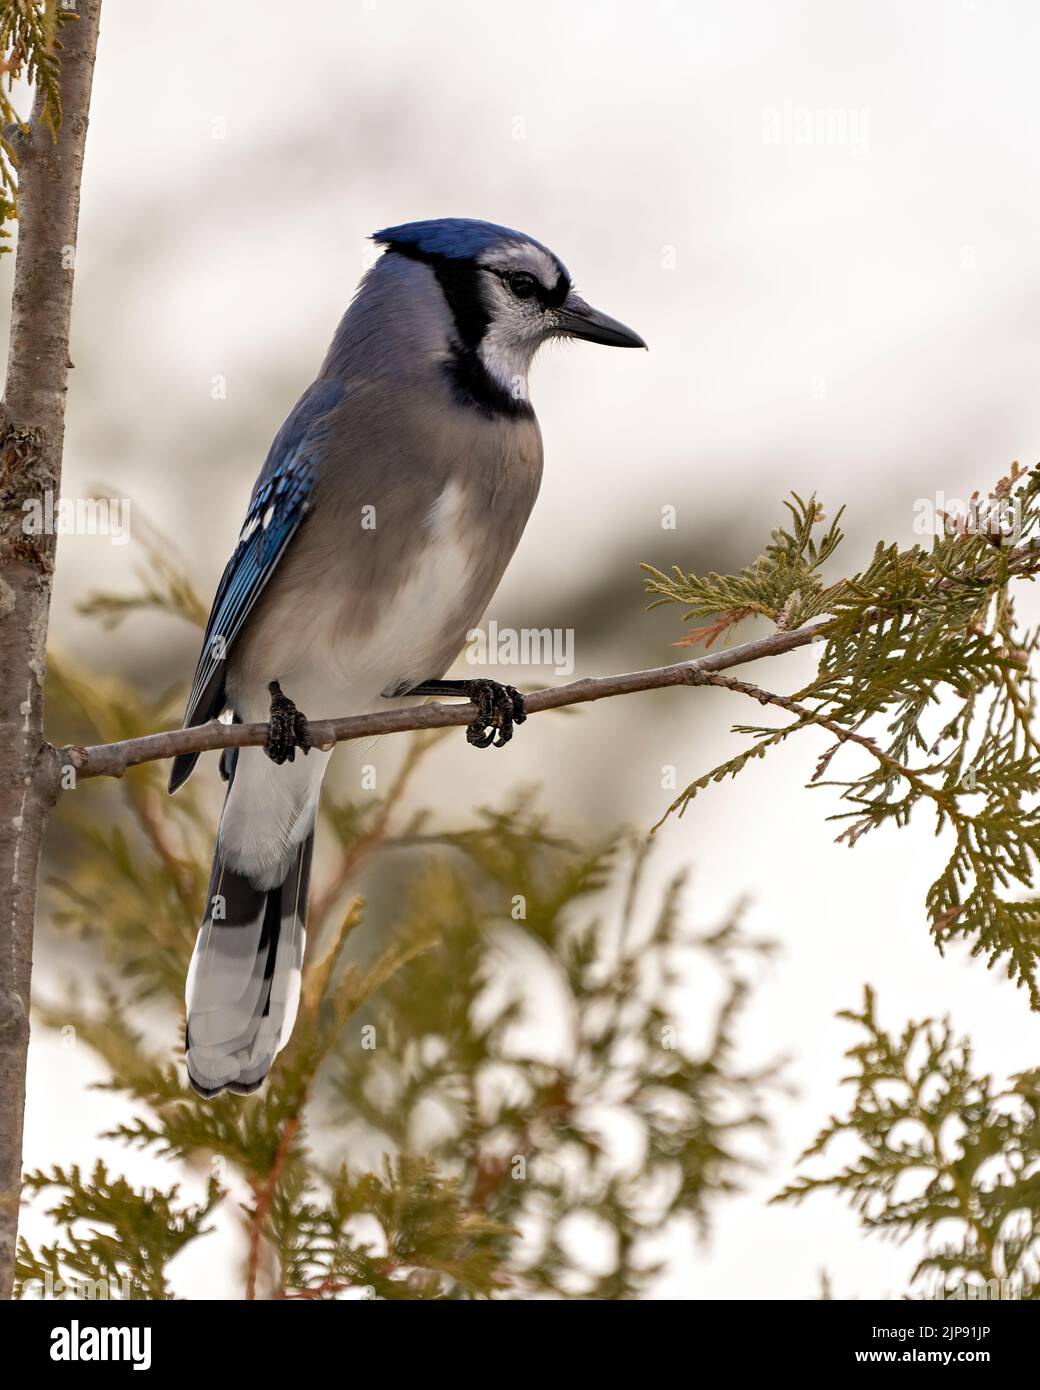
[
  {"xmin": 508, "ymin": 271, "xmax": 537, "ymax": 299},
  {"xmin": 445, "ymin": 349, "xmax": 533, "ymax": 420},
  {"xmin": 382, "ymin": 239, "xmax": 535, "ymax": 420},
  {"xmin": 493, "ymin": 266, "xmax": 570, "ymax": 309}
]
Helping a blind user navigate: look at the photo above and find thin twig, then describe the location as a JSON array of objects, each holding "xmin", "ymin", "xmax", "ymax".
[
  {"xmin": 687, "ymin": 668, "xmax": 920, "ymax": 784},
  {"xmin": 245, "ymin": 1114, "xmax": 300, "ymax": 1302},
  {"xmin": 51, "ymin": 620, "xmax": 832, "ymax": 783}
]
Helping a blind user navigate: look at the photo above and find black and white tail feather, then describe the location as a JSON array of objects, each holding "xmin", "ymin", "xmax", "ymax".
[
  {"xmin": 169, "ymin": 383, "xmax": 337, "ymax": 1097},
  {"xmin": 184, "ymin": 812, "xmax": 313, "ymax": 1098}
]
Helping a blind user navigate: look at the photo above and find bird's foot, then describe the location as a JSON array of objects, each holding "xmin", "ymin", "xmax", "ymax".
[
  {"xmin": 401, "ymin": 678, "xmax": 527, "ymax": 749},
  {"xmin": 265, "ymin": 680, "xmax": 313, "ymax": 764},
  {"xmin": 463, "ymin": 679, "xmax": 526, "ymax": 748}
]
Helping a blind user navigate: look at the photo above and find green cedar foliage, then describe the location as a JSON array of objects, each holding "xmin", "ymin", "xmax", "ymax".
[
  {"xmin": 0, "ymin": 1, "xmax": 70, "ymax": 249},
  {"xmin": 644, "ymin": 465, "xmax": 1040, "ymax": 1008},
  {"xmin": 775, "ymin": 988, "xmax": 1040, "ymax": 1301},
  {"xmin": 19, "ymin": 532, "xmax": 780, "ymax": 1300}
]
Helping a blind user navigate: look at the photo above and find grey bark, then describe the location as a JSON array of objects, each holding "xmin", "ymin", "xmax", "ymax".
[{"xmin": 0, "ymin": 0, "xmax": 102, "ymax": 1300}]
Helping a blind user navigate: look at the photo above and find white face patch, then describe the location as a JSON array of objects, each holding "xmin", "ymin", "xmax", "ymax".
[
  {"xmin": 477, "ymin": 281, "xmax": 544, "ymax": 401},
  {"xmin": 474, "ymin": 240, "xmax": 570, "ymax": 401},
  {"xmin": 479, "ymin": 240, "xmax": 562, "ymax": 285}
]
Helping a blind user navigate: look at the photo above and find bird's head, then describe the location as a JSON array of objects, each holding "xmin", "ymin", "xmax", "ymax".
[{"xmin": 371, "ymin": 218, "xmax": 645, "ymax": 415}]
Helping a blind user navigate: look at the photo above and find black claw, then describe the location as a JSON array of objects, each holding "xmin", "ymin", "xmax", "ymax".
[
  {"xmin": 466, "ymin": 722, "xmax": 497, "ymax": 749},
  {"xmin": 507, "ymin": 685, "xmax": 527, "ymax": 726},
  {"xmin": 265, "ymin": 680, "xmax": 312, "ymax": 765},
  {"xmin": 461, "ymin": 679, "xmax": 526, "ymax": 750},
  {"xmin": 394, "ymin": 677, "xmax": 529, "ymax": 751},
  {"xmin": 294, "ymin": 709, "xmax": 313, "ymax": 754}
]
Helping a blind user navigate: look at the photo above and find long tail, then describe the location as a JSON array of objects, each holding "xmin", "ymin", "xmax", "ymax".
[{"xmin": 185, "ymin": 826, "xmax": 313, "ymax": 1098}]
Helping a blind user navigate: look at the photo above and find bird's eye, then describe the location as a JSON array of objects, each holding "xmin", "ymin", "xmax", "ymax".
[{"xmin": 509, "ymin": 272, "xmax": 538, "ymax": 299}]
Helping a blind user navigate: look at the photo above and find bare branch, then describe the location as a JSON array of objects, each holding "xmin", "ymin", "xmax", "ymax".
[{"xmin": 51, "ymin": 621, "xmax": 830, "ymax": 783}]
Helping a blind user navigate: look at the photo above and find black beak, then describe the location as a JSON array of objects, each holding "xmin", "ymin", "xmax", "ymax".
[{"xmin": 551, "ymin": 293, "xmax": 647, "ymax": 349}]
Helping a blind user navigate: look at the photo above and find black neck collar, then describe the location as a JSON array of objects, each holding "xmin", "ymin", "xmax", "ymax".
[{"xmin": 384, "ymin": 244, "xmax": 534, "ymax": 420}]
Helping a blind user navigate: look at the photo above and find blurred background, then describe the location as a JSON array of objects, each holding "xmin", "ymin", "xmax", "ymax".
[{"xmin": 6, "ymin": 0, "xmax": 1040, "ymax": 1297}]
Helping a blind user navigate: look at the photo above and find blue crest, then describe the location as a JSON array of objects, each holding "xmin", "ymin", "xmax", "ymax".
[{"xmin": 372, "ymin": 217, "xmax": 560, "ymax": 267}]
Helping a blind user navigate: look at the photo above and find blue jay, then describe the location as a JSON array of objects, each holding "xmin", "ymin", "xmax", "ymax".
[{"xmin": 170, "ymin": 219, "xmax": 645, "ymax": 1097}]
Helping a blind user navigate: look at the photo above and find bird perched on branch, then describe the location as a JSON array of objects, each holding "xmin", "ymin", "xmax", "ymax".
[{"xmin": 169, "ymin": 218, "xmax": 646, "ymax": 1096}]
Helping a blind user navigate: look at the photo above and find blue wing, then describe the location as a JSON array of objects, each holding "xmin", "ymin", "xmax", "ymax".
[{"xmin": 169, "ymin": 379, "xmax": 344, "ymax": 793}]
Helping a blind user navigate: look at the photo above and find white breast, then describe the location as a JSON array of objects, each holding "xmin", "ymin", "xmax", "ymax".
[{"xmin": 254, "ymin": 478, "xmax": 479, "ymax": 722}]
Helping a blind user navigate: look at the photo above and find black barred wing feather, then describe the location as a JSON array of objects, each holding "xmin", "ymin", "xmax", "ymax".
[{"xmin": 168, "ymin": 380, "xmax": 344, "ymax": 793}]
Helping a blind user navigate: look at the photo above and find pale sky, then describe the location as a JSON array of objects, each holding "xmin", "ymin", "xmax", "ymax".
[{"xmin": 9, "ymin": 0, "xmax": 1040, "ymax": 1299}]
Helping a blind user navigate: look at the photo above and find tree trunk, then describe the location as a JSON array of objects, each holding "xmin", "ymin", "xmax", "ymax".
[{"xmin": 0, "ymin": 0, "xmax": 102, "ymax": 1300}]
